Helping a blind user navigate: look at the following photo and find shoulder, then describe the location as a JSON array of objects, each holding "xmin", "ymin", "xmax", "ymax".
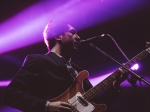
[
  {"xmin": 24, "ymin": 52, "xmax": 57, "ymax": 62},
  {"xmin": 25, "ymin": 52, "xmax": 54, "ymax": 59},
  {"xmin": 22, "ymin": 53, "xmax": 53, "ymax": 67},
  {"xmin": 22, "ymin": 53, "xmax": 49, "ymax": 64},
  {"xmin": 24, "ymin": 54, "xmax": 45, "ymax": 60},
  {"xmin": 27, "ymin": 54, "xmax": 46, "ymax": 58}
]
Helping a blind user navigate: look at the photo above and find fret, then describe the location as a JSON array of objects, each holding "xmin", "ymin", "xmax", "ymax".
[
  {"xmin": 101, "ymin": 81, "xmax": 108, "ymax": 87},
  {"xmin": 103, "ymin": 81, "xmax": 108, "ymax": 85},
  {"xmin": 84, "ymin": 72, "xmax": 119, "ymax": 101},
  {"xmin": 106, "ymin": 77, "xmax": 113, "ymax": 82},
  {"xmin": 110, "ymin": 75, "xmax": 115, "ymax": 80},
  {"xmin": 83, "ymin": 47, "xmax": 150, "ymax": 102},
  {"xmin": 104, "ymin": 79, "xmax": 108, "ymax": 84},
  {"xmin": 125, "ymin": 49, "xmax": 149, "ymax": 68},
  {"xmin": 111, "ymin": 75, "xmax": 116, "ymax": 79},
  {"xmin": 130, "ymin": 59, "xmax": 136, "ymax": 63}
]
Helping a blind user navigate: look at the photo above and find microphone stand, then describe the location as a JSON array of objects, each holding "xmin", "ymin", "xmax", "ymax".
[
  {"xmin": 90, "ymin": 43, "xmax": 150, "ymax": 87},
  {"xmin": 106, "ymin": 34, "xmax": 138, "ymax": 90}
]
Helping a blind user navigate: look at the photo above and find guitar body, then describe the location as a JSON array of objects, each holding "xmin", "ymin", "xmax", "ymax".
[{"xmin": 48, "ymin": 70, "xmax": 107, "ymax": 112}]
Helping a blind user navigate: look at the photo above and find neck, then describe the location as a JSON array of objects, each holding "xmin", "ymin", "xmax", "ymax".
[{"xmin": 50, "ymin": 44, "xmax": 71, "ymax": 61}]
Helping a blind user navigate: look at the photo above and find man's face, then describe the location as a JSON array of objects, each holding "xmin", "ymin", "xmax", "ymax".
[{"xmin": 60, "ymin": 24, "xmax": 80, "ymax": 53}]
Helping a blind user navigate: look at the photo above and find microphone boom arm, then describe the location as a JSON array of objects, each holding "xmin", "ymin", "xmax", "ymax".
[{"xmin": 90, "ymin": 43, "xmax": 150, "ymax": 87}]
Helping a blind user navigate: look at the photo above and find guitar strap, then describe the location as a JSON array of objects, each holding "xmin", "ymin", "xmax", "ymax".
[
  {"xmin": 65, "ymin": 62, "xmax": 78, "ymax": 78},
  {"xmin": 56, "ymin": 54, "xmax": 78, "ymax": 79},
  {"xmin": 56, "ymin": 53, "xmax": 78, "ymax": 79}
]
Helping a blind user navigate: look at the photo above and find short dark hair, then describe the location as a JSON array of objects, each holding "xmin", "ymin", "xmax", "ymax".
[{"xmin": 43, "ymin": 20, "xmax": 70, "ymax": 51}]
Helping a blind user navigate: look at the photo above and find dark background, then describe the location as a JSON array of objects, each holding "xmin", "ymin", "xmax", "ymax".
[{"xmin": 0, "ymin": 0, "xmax": 150, "ymax": 112}]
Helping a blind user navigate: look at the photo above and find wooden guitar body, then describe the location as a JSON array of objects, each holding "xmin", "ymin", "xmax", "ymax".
[{"xmin": 48, "ymin": 70, "xmax": 107, "ymax": 112}]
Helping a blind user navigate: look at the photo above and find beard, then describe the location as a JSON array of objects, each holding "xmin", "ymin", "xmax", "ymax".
[{"xmin": 62, "ymin": 43, "xmax": 78, "ymax": 54}]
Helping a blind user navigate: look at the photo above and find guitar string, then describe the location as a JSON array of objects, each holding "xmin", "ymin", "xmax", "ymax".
[
  {"xmin": 69, "ymin": 97, "xmax": 89, "ymax": 112},
  {"xmin": 68, "ymin": 49, "xmax": 149, "ymax": 111},
  {"xmin": 69, "ymin": 72, "xmax": 118, "ymax": 111},
  {"xmin": 70, "ymin": 55, "xmax": 145, "ymax": 111},
  {"xmin": 69, "ymin": 100, "xmax": 84, "ymax": 112}
]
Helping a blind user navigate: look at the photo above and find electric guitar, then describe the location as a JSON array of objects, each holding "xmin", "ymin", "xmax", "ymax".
[{"xmin": 48, "ymin": 46, "xmax": 150, "ymax": 112}]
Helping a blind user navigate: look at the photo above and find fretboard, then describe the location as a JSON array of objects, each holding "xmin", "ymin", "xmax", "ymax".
[{"xmin": 83, "ymin": 47, "xmax": 150, "ymax": 101}]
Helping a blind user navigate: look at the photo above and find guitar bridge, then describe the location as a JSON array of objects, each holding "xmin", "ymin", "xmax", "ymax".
[{"xmin": 68, "ymin": 92, "xmax": 95, "ymax": 112}]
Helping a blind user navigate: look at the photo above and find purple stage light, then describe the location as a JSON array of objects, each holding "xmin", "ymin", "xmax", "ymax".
[
  {"xmin": 89, "ymin": 72, "xmax": 131, "ymax": 87},
  {"xmin": 0, "ymin": 106, "xmax": 21, "ymax": 112},
  {"xmin": 0, "ymin": 80, "xmax": 10, "ymax": 87},
  {"xmin": 89, "ymin": 72, "xmax": 112, "ymax": 86},
  {"xmin": 0, "ymin": 0, "xmax": 78, "ymax": 54},
  {"xmin": 89, "ymin": 66, "xmax": 139, "ymax": 87},
  {"xmin": 0, "ymin": 0, "xmax": 148, "ymax": 54}
]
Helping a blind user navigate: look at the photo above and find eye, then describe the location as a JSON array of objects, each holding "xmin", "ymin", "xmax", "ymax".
[{"xmin": 69, "ymin": 29, "xmax": 77, "ymax": 34}]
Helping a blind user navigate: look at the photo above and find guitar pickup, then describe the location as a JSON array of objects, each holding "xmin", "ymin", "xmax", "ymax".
[
  {"xmin": 77, "ymin": 96, "xmax": 88, "ymax": 106},
  {"xmin": 68, "ymin": 92, "xmax": 95, "ymax": 112}
]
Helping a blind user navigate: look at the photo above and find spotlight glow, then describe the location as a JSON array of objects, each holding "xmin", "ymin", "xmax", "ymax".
[
  {"xmin": 89, "ymin": 73, "xmax": 111, "ymax": 86},
  {"xmin": 0, "ymin": 0, "xmax": 148, "ymax": 54},
  {"xmin": 131, "ymin": 64, "xmax": 139, "ymax": 70},
  {"xmin": 0, "ymin": 80, "xmax": 10, "ymax": 87},
  {"xmin": 89, "ymin": 71, "xmax": 132, "ymax": 87}
]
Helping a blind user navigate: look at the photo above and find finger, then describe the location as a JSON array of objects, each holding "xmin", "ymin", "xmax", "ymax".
[
  {"xmin": 59, "ymin": 105, "xmax": 73, "ymax": 112},
  {"xmin": 119, "ymin": 68, "xmax": 127, "ymax": 74},
  {"xmin": 61, "ymin": 102, "xmax": 73, "ymax": 109}
]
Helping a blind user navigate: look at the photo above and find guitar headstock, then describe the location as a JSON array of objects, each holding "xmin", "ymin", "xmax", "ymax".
[{"xmin": 146, "ymin": 42, "xmax": 150, "ymax": 48}]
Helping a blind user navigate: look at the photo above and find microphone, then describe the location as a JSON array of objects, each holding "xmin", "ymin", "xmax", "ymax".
[{"xmin": 79, "ymin": 34, "xmax": 106, "ymax": 44}]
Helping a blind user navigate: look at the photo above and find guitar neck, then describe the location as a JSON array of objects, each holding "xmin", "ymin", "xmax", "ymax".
[{"xmin": 83, "ymin": 47, "xmax": 150, "ymax": 101}]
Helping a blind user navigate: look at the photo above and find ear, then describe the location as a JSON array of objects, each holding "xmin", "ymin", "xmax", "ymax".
[{"xmin": 53, "ymin": 33, "xmax": 63, "ymax": 41}]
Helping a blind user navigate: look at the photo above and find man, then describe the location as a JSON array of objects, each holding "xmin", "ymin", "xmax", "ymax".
[{"xmin": 3, "ymin": 20, "xmax": 127, "ymax": 112}]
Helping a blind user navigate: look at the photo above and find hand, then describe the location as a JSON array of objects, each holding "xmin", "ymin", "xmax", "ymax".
[
  {"xmin": 47, "ymin": 101, "xmax": 73, "ymax": 112},
  {"xmin": 113, "ymin": 68, "xmax": 128, "ymax": 87}
]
